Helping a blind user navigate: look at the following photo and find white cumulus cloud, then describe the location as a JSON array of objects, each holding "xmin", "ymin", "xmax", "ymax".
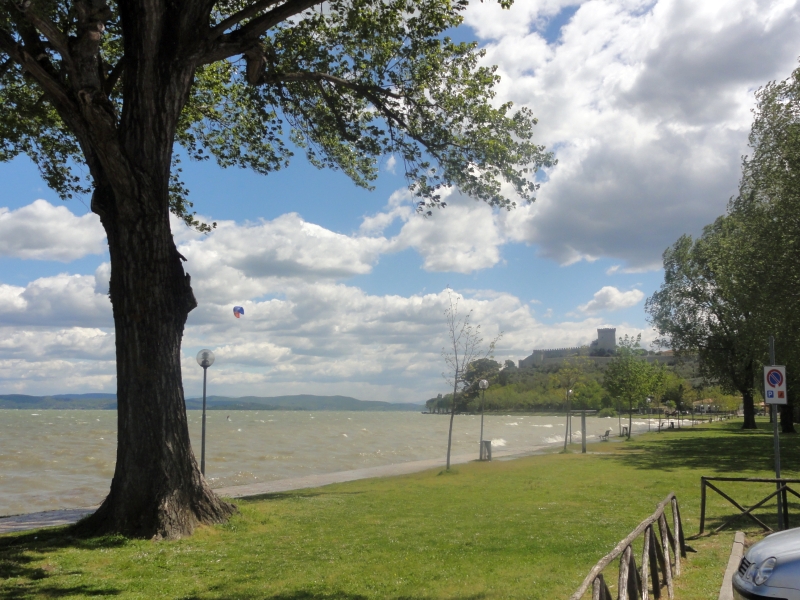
[
  {"xmin": 466, "ymin": 0, "xmax": 800, "ymax": 269},
  {"xmin": 579, "ymin": 286, "xmax": 645, "ymax": 313},
  {"xmin": 176, "ymin": 213, "xmax": 390, "ymax": 303},
  {"xmin": 360, "ymin": 190, "xmax": 506, "ymax": 274},
  {"xmin": 0, "ymin": 274, "xmax": 112, "ymax": 327},
  {"xmin": 0, "ymin": 200, "xmax": 105, "ymax": 261}
]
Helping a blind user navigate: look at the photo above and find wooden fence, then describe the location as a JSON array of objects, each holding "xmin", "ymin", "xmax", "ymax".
[
  {"xmin": 569, "ymin": 493, "xmax": 690, "ymax": 600},
  {"xmin": 698, "ymin": 476, "xmax": 800, "ymax": 534}
]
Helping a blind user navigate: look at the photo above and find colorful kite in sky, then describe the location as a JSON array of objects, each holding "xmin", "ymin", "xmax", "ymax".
[{"xmin": 233, "ymin": 306, "xmax": 244, "ymax": 318}]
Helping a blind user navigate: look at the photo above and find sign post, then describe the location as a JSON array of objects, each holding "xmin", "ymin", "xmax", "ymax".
[{"xmin": 764, "ymin": 336, "xmax": 785, "ymax": 529}]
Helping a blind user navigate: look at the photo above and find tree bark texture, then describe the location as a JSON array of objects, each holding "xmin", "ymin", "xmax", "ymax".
[
  {"xmin": 780, "ymin": 401, "xmax": 796, "ymax": 434},
  {"xmin": 77, "ymin": 180, "xmax": 234, "ymax": 539},
  {"xmin": 742, "ymin": 390, "xmax": 757, "ymax": 430},
  {"xmin": 66, "ymin": 2, "xmax": 236, "ymax": 537},
  {"xmin": 735, "ymin": 359, "xmax": 757, "ymax": 430}
]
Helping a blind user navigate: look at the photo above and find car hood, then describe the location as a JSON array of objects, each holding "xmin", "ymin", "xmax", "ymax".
[
  {"xmin": 744, "ymin": 528, "xmax": 800, "ymax": 590},
  {"xmin": 747, "ymin": 529, "xmax": 800, "ymax": 563}
]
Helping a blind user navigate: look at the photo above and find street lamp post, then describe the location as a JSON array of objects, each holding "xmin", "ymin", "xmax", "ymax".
[
  {"xmin": 479, "ymin": 379, "xmax": 489, "ymax": 459},
  {"xmin": 479, "ymin": 379, "xmax": 489, "ymax": 443},
  {"xmin": 568, "ymin": 389, "xmax": 573, "ymax": 443},
  {"xmin": 563, "ymin": 389, "xmax": 573, "ymax": 451},
  {"xmin": 196, "ymin": 349, "xmax": 215, "ymax": 476}
]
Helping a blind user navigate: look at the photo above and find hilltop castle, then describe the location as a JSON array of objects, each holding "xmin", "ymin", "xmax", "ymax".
[{"xmin": 518, "ymin": 328, "xmax": 617, "ymax": 369}]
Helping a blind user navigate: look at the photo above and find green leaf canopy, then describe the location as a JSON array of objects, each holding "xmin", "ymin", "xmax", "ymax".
[{"xmin": 1, "ymin": 0, "xmax": 554, "ymax": 226}]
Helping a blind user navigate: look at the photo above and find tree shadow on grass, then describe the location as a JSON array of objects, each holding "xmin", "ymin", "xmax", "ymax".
[
  {"xmin": 185, "ymin": 591, "xmax": 369, "ymax": 600},
  {"xmin": 393, "ymin": 595, "xmax": 487, "ymax": 600},
  {"xmin": 0, "ymin": 583, "xmax": 119, "ymax": 599},
  {"xmin": 236, "ymin": 490, "xmax": 365, "ymax": 503},
  {"xmin": 696, "ymin": 498, "xmax": 800, "ymax": 536},
  {"xmin": 611, "ymin": 421, "xmax": 800, "ymax": 536},
  {"xmin": 183, "ymin": 591, "xmax": 488, "ymax": 600},
  {"xmin": 0, "ymin": 527, "xmax": 124, "ymax": 599},
  {"xmin": 611, "ymin": 421, "xmax": 800, "ymax": 474}
]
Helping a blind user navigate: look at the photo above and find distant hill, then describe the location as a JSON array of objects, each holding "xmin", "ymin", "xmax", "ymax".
[
  {"xmin": 185, "ymin": 395, "xmax": 420, "ymax": 411},
  {"xmin": 0, "ymin": 393, "xmax": 421, "ymax": 411},
  {"xmin": 0, "ymin": 394, "xmax": 118, "ymax": 409}
]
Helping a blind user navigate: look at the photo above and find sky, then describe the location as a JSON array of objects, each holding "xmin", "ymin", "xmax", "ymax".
[{"xmin": 1, "ymin": 0, "xmax": 799, "ymax": 402}]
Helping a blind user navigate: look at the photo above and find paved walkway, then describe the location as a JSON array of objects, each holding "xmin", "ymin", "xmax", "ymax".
[{"xmin": 0, "ymin": 443, "xmax": 553, "ymax": 535}]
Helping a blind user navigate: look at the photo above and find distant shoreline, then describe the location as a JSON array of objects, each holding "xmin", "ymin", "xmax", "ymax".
[{"xmin": 0, "ymin": 393, "xmax": 422, "ymax": 411}]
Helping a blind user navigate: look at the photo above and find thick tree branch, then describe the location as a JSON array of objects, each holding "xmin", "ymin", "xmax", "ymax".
[
  {"xmin": 103, "ymin": 57, "xmax": 124, "ymax": 94},
  {"xmin": 203, "ymin": 0, "xmax": 323, "ymax": 62},
  {"xmin": 235, "ymin": 0, "xmax": 322, "ymax": 39},
  {"xmin": 70, "ymin": 0, "xmax": 112, "ymax": 90},
  {"xmin": 209, "ymin": 0, "xmax": 283, "ymax": 39},
  {"xmin": 10, "ymin": 15, "xmax": 63, "ymax": 77},
  {"xmin": 0, "ymin": 27, "xmax": 76, "ymax": 112},
  {"xmin": 13, "ymin": 3, "xmax": 72, "ymax": 64},
  {"xmin": 1, "ymin": 19, "xmax": 126, "ymax": 213}
]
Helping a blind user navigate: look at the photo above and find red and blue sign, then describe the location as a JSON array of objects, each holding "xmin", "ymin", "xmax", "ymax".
[
  {"xmin": 767, "ymin": 369, "xmax": 784, "ymax": 388},
  {"xmin": 764, "ymin": 365, "xmax": 787, "ymax": 405}
]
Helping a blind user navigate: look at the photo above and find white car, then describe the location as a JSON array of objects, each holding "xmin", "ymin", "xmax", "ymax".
[{"xmin": 733, "ymin": 528, "xmax": 800, "ymax": 600}]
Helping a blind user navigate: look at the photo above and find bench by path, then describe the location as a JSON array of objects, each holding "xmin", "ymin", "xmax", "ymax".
[{"xmin": 0, "ymin": 443, "xmax": 552, "ymax": 535}]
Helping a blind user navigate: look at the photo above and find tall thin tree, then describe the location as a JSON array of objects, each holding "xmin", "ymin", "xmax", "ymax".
[{"xmin": 441, "ymin": 289, "xmax": 499, "ymax": 470}]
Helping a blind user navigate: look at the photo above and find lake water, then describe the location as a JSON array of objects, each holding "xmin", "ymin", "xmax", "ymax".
[{"xmin": 0, "ymin": 410, "xmax": 653, "ymax": 517}]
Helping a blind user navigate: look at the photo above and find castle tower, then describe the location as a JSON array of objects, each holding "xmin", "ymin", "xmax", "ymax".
[{"xmin": 596, "ymin": 328, "xmax": 616, "ymax": 352}]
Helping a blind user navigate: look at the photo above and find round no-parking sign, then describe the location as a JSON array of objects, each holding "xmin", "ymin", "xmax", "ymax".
[{"xmin": 764, "ymin": 365, "xmax": 787, "ymax": 405}]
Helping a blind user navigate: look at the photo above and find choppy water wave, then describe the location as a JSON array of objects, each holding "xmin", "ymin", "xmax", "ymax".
[{"xmin": 0, "ymin": 410, "xmax": 651, "ymax": 516}]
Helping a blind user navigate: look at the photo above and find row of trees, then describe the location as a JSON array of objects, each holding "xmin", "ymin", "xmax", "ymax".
[
  {"xmin": 430, "ymin": 336, "xmax": 741, "ymax": 419},
  {"xmin": 603, "ymin": 336, "xmax": 674, "ymax": 439},
  {"xmin": 646, "ymin": 63, "xmax": 800, "ymax": 432}
]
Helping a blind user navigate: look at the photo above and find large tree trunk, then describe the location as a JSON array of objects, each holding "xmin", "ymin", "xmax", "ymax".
[
  {"xmin": 741, "ymin": 389, "xmax": 757, "ymax": 429},
  {"xmin": 780, "ymin": 400, "xmax": 796, "ymax": 434},
  {"xmin": 77, "ymin": 175, "xmax": 234, "ymax": 539},
  {"xmin": 72, "ymin": 3, "xmax": 235, "ymax": 539},
  {"xmin": 2, "ymin": 0, "xmax": 240, "ymax": 539}
]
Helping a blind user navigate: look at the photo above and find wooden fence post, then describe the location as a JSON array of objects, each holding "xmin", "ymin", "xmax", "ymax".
[
  {"xmin": 783, "ymin": 486, "xmax": 790, "ymax": 529},
  {"xmin": 671, "ymin": 497, "xmax": 687, "ymax": 558},
  {"xmin": 641, "ymin": 525, "xmax": 651, "ymax": 600},
  {"xmin": 648, "ymin": 526, "xmax": 662, "ymax": 599},
  {"xmin": 670, "ymin": 498, "xmax": 681, "ymax": 576},
  {"xmin": 592, "ymin": 574, "xmax": 611, "ymax": 600},
  {"xmin": 658, "ymin": 514, "xmax": 674, "ymax": 599},
  {"xmin": 570, "ymin": 494, "xmax": 684, "ymax": 600},
  {"xmin": 618, "ymin": 545, "xmax": 631, "ymax": 600},
  {"xmin": 699, "ymin": 477, "xmax": 706, "ymax": 534},
  {"xmin": 618, "ymin": 545, "xmax": 641, "ymax": 600},
  {"xmin": 631, "ymin": 547, "xmax": 642, "ymax": 600}
]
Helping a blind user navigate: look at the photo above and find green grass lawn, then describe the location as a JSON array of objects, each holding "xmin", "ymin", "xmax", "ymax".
[{"xmin": 2, "ymin": 419, "xmax": 799, "ymax": 599}]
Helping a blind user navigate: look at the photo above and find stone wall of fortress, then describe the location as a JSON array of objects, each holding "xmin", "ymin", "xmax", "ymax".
[
  {"xmin": 517, "ymin": 327, "xmax": 675, "ymax": 369},
  {"xmin": 530, "ymin": 355, "xmax": 676, "ymax": 368}
]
